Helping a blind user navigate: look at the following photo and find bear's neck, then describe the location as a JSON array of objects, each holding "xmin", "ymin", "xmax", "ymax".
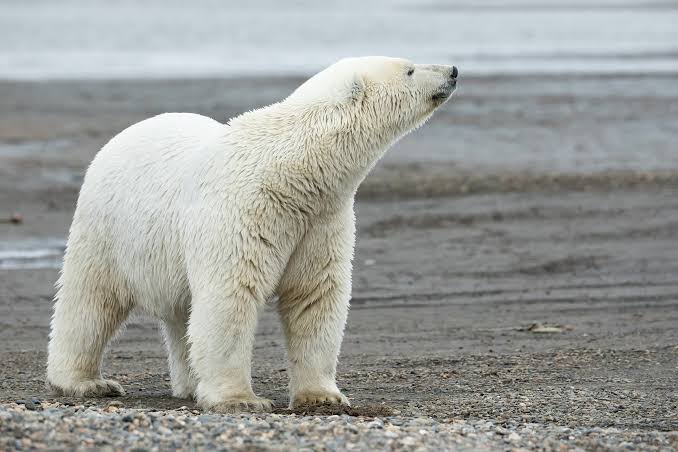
[{"xmin": 231, "ymin": 102, "xmax": 398, "ymax": 213}]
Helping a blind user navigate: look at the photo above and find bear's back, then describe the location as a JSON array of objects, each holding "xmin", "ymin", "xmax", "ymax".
[{"xmin": 82, "ymin": 112, "xmax": 223, "ymax": 201}]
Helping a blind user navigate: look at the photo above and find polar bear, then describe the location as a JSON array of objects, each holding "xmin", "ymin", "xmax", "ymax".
[{"xmin": 47, "ymin": 56, "xmax": 458, "ymax": 412}]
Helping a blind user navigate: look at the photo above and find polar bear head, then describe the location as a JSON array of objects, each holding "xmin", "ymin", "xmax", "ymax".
[{"xmin": 287, "ymin": 56, "xmax": 458, "ymax": 145}]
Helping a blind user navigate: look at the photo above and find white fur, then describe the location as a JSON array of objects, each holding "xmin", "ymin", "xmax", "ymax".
[{"xmin": 47, "ymin": 56, "xmax": 456, "ymax": 412}]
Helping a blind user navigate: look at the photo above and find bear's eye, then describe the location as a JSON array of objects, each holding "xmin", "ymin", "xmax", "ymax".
[{"xmin": 407, "ymin": 68, "xmax": 414, "ymax": 76}]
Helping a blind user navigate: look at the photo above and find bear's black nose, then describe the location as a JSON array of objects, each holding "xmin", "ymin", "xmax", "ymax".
[{"xmin": 451, "ymin": 66, "xmax": 458, "ymax": 79}]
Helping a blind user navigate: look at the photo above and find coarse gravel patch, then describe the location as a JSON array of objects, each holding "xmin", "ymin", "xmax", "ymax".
[{"xmin": 1, "ymin": 402, "xmax": 677, "ymax": 451}]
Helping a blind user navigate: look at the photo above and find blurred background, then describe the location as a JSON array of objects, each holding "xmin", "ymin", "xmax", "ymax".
[
  {"xmin": 2, "ymin": 0, "xmax": 677, "ymax": 182},
  {"xmin": 0, "ymin": 0, "xmax": 677, "ymax": 435},
  {"xmin": 3, "ymin": 0, "xmax": 678, "ymax": 78}
]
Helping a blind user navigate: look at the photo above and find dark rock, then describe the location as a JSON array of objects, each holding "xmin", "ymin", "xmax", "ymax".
[{"xmin": 24, "ymin": 401, "xmax": 38, "ymax": 411}]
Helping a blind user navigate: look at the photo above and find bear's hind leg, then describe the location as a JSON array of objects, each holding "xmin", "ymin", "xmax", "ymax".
[
  {"xmin": 161, "ymin": 310, "xmax": 197, "ymax": 399},
  {"xmin": 47, "ymin": 271, "xmax": 131, "ymax": 397}
]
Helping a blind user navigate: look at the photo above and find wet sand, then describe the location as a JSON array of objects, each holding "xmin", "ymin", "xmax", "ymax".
[{"xmin": 0, "ymin": 76, "xmax": 677, "ymax": 443}]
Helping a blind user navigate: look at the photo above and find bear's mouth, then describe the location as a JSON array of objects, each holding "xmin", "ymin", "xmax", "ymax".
[{"xmin": 432, "ymin": 81, "xmax": 457, "ymax": 102}]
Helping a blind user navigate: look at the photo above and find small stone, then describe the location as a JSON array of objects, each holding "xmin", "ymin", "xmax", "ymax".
[
  {"xmin": 400, "ymin": 436, "xmax": 417, "ymax": 446},
  {"xmin": 24, "ymin": 401, "xmax": 38, "ymax": 411},
  {"xmin": 508, "ymin": 432, "xmax": 521, "ymax": 442},
  {"xmin": 157, "ymin": 426, "xmax": 172, "ymax": 436},
  {"xmin": 367, "ymin": 419, "xmax": 384, "ymax": 429}
]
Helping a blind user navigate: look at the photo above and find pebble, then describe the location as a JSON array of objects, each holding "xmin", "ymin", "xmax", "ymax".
[{"xmin": 366, "ymin": 419, "xmax": 383, "ymax": 429}]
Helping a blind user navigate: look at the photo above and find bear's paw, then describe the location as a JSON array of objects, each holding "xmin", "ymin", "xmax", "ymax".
[
  {"xmin": 291, "ymin": 390, "xmax": 350, "ymax": 409},
  {"xmin": 48, "ymin": 378, "xmax": 125, "ymax": 398},
  {"xmin": 206, "ymin": 396, "xmax": 274, "ymax": 414}
]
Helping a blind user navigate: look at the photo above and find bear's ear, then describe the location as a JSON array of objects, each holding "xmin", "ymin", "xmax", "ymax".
[{"xmin": 347, "ymin": 73, "xmax": 366, "ymax": 103}]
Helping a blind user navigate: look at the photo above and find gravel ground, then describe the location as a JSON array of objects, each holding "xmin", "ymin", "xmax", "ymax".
[{"xmin": 2, "ymin": 402, "xmax": 677, "ymax": 451}]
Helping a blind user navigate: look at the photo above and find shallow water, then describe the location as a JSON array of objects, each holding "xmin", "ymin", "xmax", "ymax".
[
  {"xmin": 0, "ymin": 240, "xmax": 65, "ymax": 270},
  {"xmin": 1, "ymin": 0, "xmax": 677, "ymax": 79},
  {"xmin": 0, "ymin": 139, "xmax": 71, "ymax": 158}
]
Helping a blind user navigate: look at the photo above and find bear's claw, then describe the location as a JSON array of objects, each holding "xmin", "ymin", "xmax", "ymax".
[
  {"xmin": 208, "ymin": 397, "xmax": 274, "ymax": 414},
  {"xmin": 49, "ymin": 378, "xmax": 125, "ymax": 398},
  {"xmin": 291, "ymin": 390, "xmax": 350, "ymax": 408}
]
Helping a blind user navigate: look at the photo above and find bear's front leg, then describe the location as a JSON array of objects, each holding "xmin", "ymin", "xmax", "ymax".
[
  {"xmin": 185, "ymin": 222, "xmax": 287, "ymax": 414},
  {"xmin": 278, "ymin": 205, "xmax": 354, "ymax": 409},
  {"xmin": 187, "ymin": 285, "xmax": 273, "ymax": 413}
]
